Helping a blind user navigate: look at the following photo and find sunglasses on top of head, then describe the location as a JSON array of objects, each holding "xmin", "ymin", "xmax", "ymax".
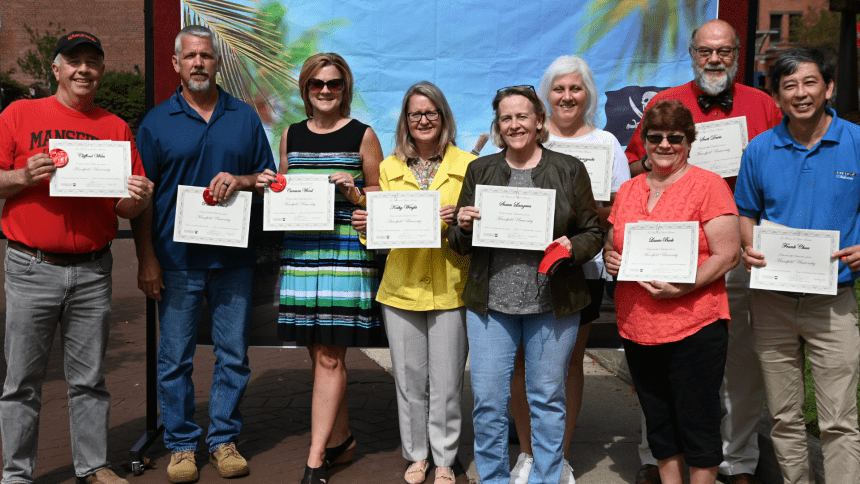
[
  {"xmin": 645, "ymin": 134, "xmax": 686, "ymax": 145},
  {"xmin": 308, "ymin": 78, "xmax": 345, "ymax": 93}
]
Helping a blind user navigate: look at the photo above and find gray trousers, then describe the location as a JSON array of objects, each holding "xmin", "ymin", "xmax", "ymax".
[
  {"xmin": 382, "ymin": 304, "xmax": 468, "ymax": 466},
  {"xmin": 0, "ymin": 247, "xmax": 113, "ymax": 483}
]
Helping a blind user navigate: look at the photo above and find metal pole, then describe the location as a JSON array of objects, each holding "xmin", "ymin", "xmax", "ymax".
[
  {"xmin": 745, "ymin": 0, "xmax": 760, "ymax": 87},
  {"xmin": 836, "ymin": 11, "xmax": 859, "ymax": 115}
]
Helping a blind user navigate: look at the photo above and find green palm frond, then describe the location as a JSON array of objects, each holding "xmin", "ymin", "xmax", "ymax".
[
  {"xmin": 182, "ymin": 0, "xmax": 297, "ymax": 117},
  {"xmin": 579, "ymin": 0, "xmax": 707, "ymax": 80}
]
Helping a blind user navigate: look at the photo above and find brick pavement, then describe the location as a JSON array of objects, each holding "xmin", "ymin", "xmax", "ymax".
[{"xmin": 0, "ymin": 240, "xmax": 472, "ymax": 484}]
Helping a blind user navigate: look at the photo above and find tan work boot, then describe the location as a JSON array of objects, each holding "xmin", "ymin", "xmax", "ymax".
[
  {"xmin": 76, "ymin": 468, "xmax": 129, "ymax": 484},
  {"xmin": 209, "ymin": 443, "xmax": 250, "ymax": 478},
  {"xmin": 167, "ymin": 450, "xmax": 199, "ymax": 483}
]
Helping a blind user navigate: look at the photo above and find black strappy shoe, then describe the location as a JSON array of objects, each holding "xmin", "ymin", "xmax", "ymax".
[
  {"xmin": 300, "ymin": 462, "xmax": 327, "ymax": 484},
  {"xmin": 325, "ymin": 434, "xmax": 356, "ymax": 467}
]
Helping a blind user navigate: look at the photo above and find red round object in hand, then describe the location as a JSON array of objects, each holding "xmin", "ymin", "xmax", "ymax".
[
  {"xmin": 49, "ymin": 149, "xmax": 69, "ymax": 168},
  {"xmin": 202, "ymin": 187, "xmax": 218, "ymax": 205},
  {"xmin": 270, "ymin": 174, "xmax": 287, "ymax": 192}
]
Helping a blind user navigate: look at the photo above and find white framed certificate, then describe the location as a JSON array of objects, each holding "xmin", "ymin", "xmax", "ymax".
[
  {"xmin": 543, "ymin": 140, "xmax": 613, "ymax": 201},
  {"xmin": 365, "ymin": 191, "xmax": 441, "ymax": 249},
  {"xmin": 472, "ymin": 185, "xmax": 556, "ymax": 251},
  {"xmin": 48, "ymin": 139, "xmax": 132, "ymax": 198},
  {"xmin": 687, "ymin": 116, "xmax": 749, "ymax": 178},
  {"xmin": 173, "ymin": 185, "xmax": 252, "ymax": 248},
  {"xmin": 750, "ymin": 226, "xmax": 839, "ymax": 295},
  {"xmin": 617, "ymin": 221, "xmax": 699, "ymax": 283},
  {"xmin": 263, "ymin": 174, "xmax": 334, "ymax": 231}
]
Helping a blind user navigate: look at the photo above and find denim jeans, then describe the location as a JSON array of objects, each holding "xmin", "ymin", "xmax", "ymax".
[
  {"xmin": 467, "ymin": 309, "xmax": 579, "ymax": 484},
  {"xmin": 157, "ymin": 267, "xmax": 253, "ymax": 452},
  {"xmin": 1, "ymin": 247, "xmax": 113, "ymax": 483}
]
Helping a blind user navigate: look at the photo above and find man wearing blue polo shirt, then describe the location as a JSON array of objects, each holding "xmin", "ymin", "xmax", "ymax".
[
  {"xmin": 132, "ymin": 25, "xmax": 275, "ymax": 483},
  {"xmin": 735, "ymin": 48, "xmax": 860, "ymax": 483}
]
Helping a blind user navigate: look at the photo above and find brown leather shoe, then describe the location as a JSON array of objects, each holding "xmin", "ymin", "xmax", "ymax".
[
  {"xmin": 636, "ymin": 464, "xmax": 661, "ymax": 484},
  {"xmin": 727, "ymin": 474, "xmax": 763, "ymax": 484}
]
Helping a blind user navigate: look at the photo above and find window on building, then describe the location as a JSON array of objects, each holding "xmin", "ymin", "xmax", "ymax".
[{"xmin": 770, "ymin": 13, "xmax": 783, "ymax": 43}]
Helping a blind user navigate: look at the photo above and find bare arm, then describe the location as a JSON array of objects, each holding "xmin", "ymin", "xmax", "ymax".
[
  {"xmin": 115, "ymin": 175, "xmax": 154, "ymax": 219},
  {"xmin": 0, "ymin": 153, "xmax": 56, "ymax": 199},
  {"xmin": 603, "ymin": 226, "xmax": 621, "ymax": 277},
  {"xmin": 740, "ymin": 215, "xmax": 766, "ymax": 272},
  {"xmin": 131, "ymin": 205, "xmax": 164, "ymax": 300}
]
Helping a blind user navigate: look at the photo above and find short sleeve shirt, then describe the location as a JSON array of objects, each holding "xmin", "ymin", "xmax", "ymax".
[
  {"xmin": 608, "ymin": 166, "xmax": 738, "ymax": 345},
  {"xmin": 136, "ymin": 86, "xmax": 276, "ymax": 270}
]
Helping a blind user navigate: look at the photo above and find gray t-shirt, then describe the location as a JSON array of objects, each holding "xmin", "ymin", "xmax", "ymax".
[{"xmin": 487, "ymin": 167, "xmax": 553, "ymax": 314}]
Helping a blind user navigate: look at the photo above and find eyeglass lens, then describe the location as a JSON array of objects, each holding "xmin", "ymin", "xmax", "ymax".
[
  {"xmin": 407, "ymin": 111, "xmax": 440, "ymax": 122},
  {"xmin": 308, "ymin": 78, "xmax": 345, "ymax": 93},
  {"xmin": 645, "ymin": 134, "xmax": 685, "ymax": 144},
  {"xmin": 695, "ymin": 47, "xmax": 735, "ymax": 59}
]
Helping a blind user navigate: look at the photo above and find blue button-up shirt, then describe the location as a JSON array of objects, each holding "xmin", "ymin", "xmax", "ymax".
[
  {"xmin": 137, "ymin": 86, "xmax": 276, "ymax": 270},
  {"xmin": 735, "ymin": 108, "xmax": 860, "ymax": 285}
]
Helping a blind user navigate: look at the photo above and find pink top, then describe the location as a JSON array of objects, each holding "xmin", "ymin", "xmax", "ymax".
[{"xmin": 608, "ymin": 166, "xmax": 738, "ymax": 345}]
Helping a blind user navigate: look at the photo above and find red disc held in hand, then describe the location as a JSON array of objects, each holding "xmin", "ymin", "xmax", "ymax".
[
  {"xmin": 49, "ymin": 149, "xmax": 69, "ymax": 168},
  {"xmin": 270, "ymin": 174, "xmax": 286, "ymax": 192},
  {"xmin": 202, "ymin": 187, "xmax": 218, "ymax": 205}
]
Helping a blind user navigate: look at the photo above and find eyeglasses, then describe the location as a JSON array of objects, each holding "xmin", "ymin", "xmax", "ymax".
[
  {"xmin": 407, "ymin": 111, "xmax": 441, "ymax": 123},
  {"xmin": 694, "ymin": 47, "xmax": 737, "ymax": 59},
  {"xmin": 645, "ymin": 134, "xmax": 686, "ymax": 145},
  {"xmin": 308, "ymin": 78, "xmax": 345, "ymax": 93},
  {"xmin": 497, "ymin": 85, "xmax": 536, "ymax": 93}
]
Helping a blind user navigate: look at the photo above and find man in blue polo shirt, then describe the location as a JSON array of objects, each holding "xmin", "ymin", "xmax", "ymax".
[
  {"xmin": 132, "ymin": 25, "xmax": 275, "ymax": 483},
  {"xmin": 735, "ymin": 48, "xmax": 860, "ymax": 483}
]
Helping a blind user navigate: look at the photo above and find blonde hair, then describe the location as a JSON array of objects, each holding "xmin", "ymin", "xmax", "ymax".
[{"xmin": 393, "ymin": 81, "xmax": 457, "ymax": 160}]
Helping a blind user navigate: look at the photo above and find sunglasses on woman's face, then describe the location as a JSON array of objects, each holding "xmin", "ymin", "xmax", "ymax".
[
  {"xmin": 645, "ymin": 134, "xmax": 685, "ymax": 145},
  {"xmin": 308, "ymin": 78, "xmax": 345, "ymax": 93}
]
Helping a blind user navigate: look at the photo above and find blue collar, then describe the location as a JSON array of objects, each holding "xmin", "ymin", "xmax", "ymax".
[
  {"xmin": 773, "ymin": 107, "xmax": 843, "ymax": 149},
  {"xmin": 167, "ymin": 85, "xmax": 238, "ymax": 122}
]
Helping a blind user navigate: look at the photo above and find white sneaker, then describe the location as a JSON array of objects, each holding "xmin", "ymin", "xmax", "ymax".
[
  {"xmin": 510, "ymin": 452, "xmax": 533, "ymax": 484},
  {"xmin": 559, "ymin": 459, "xmax": 575, "ymax": 484}
]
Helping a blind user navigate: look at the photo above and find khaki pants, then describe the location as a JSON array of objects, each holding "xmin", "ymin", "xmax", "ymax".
[{"xmin": 751, "ymin": 287, "xmax": 860, "ymax": 484}]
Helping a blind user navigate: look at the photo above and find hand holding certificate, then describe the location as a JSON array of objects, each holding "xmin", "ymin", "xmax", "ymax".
[
  {"xmin": 263, "ymin": 174, "xmax": 334, "ymax": 231},
  {"xmin": 366, "ymin": 191, "xmax": 441, "ymax": 249},
  {"xmin": 49, "ymin": 139, "xmax": 132, "ymax": 198},
  {"xmin": 687, "ymin": 116, "xmax": 748, "ymax": 178},
  {"xmin": 472, "ymin": 185, "xmax": 555, "ymax": 250},
  {"xmin": 749, "ymin": 225, "xmax": 839, "ymax": 295},
  {"xmin": 617, "ymin": 222, "xmax": 699, "ymax": 283},
  {"xmin": 173, "ymin": 185, "xmax": 252, "ymax": 248}
]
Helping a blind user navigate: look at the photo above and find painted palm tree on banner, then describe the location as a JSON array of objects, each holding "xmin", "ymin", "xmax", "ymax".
[
  {"xmin": 579, "ymin": 0, "xmax": 709, "ymax": 81},
  {"xmin": 181, "ymin": 0, "xmax": 348, "ymax": 151}
]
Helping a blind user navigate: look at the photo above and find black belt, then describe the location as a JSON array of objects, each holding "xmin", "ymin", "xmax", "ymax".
[{"xmin": 8, "ymin": 240, "xmax": 110, "ymax": 266}]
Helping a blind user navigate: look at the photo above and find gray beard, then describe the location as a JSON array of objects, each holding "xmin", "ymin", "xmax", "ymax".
[
  {"xmin": 693, "ymin": 62, "xmax": 737, "ymax": 96},
  {"xmin": 186, "ymin": 78, "xmax": 211, "ymax": 92}
]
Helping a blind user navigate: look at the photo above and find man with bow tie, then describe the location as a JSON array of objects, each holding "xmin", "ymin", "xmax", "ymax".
[{"xmin": 624, "ymin": 19, "xmax": 782, "ymax": 484}]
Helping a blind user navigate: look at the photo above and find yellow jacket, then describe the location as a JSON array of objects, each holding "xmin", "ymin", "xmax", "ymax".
[{"xmin": 376, "ymin": 145, "xmax": 475, "ymax": 311}]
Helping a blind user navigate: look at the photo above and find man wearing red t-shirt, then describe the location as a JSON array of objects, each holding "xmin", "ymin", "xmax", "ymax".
[
  {"xmin": 0, "ymin": 32, "xmax": 152, "ymax": 484},
  {"xmin": 624, "ymin": 20, "xmax": 782, "ymax": 484}
]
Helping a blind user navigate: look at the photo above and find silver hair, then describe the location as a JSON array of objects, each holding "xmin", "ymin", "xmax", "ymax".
[
  {"xmin": 536, "ymin": 55, "xmax": 598, "ymax": 127},
  {"xmin": 175, "ymin": 25, "xmax": 220, "ymax": 60}
]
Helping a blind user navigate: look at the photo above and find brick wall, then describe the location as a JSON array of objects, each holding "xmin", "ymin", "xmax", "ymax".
[{"xmin": 0, "ymin": 0, "xmax": 145, "ymax": 86}]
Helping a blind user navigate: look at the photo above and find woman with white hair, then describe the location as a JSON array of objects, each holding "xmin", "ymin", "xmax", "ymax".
[{"xmin": 508, "ymin": 56, "xmax": 630, "ymax": 484}]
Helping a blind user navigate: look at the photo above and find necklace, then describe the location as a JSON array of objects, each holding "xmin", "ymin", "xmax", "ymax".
[{"xmin": 654, "ymin": 190, "xmax": 662, "ymax": 197}]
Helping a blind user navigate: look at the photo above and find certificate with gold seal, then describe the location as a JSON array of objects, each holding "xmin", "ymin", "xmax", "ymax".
[
  {"xmin": 750, "ymin": 225, "xmax": 839, "ymax": 295},
  {"xmin": 48, "ymin": 139, "xmax": 132, "ymax": 198},
  {"xmin": 617, "ymin": 221, "xmax": 699, "ymax": 283},
  {"xmin": 472, "ymin": 185, "xmax": 556, "ymax": 251},
  {"xmin": 263, "ymin": 174, "xmax": 334, "ymax": 231},
  {"xmin": 173, "ymin": 185, "xmax": 252, "ymax": 248},
  {"xmin": 366, "ymin": 191, "xmax": 441, "ymax": 249}
]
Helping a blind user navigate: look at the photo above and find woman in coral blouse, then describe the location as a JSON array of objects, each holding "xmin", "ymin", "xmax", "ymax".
[{"xmin": 604, "ymin": 100, "xmax": 740, "ymax": 484}]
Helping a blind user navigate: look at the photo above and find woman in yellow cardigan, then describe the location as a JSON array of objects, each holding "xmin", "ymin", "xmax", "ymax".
[{"xmin": 352, "ymin": 81, "xmax": 474, "ymax": 484}]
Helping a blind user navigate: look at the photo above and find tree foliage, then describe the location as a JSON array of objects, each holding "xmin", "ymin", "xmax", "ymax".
[
  {"xmin": 16, "ymin": 23, "xmax": 66, "ymax": 93},
  {"xmin": 94, "ymin": 72, "xmax": 146, "ymax": 131}
]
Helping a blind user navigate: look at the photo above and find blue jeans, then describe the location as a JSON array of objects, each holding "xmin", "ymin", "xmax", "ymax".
[
  {"xmin": 157, "ymin": 267, "xmax": 253, "ymax": 452},
  {"xmin": 1, "ymin": 247, "xmax": 113, "ymax": 483},
  {"xmin": 467, "ymin": 309, "xmax": 579, "ymax": 484}
]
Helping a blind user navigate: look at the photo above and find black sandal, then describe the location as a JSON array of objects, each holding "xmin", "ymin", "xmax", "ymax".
[
  {"xmin": 325, "ymin": 434, "xmax": 355, "ymax": 466},
  {"xmin": 300, "ymin": 463, "xmax": 327, "ymax": 484}
]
